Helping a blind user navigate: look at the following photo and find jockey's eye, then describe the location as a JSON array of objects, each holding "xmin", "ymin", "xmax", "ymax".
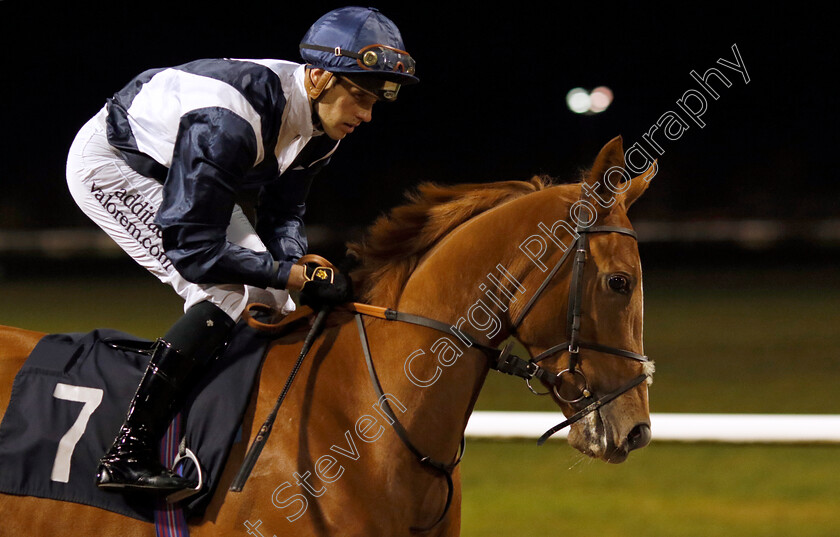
[{"xmin": 608, "ymin": 274, "xmax": 631, "ymax": 294}]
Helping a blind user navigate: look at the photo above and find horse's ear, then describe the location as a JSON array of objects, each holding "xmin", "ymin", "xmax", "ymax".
[
  {"xmin": 586, "ymin": 135, "xmax": 626, "ymax": 201},
  {"xmin": 620, "ymin": 160, "xmax": 657, "ymax": 210}
]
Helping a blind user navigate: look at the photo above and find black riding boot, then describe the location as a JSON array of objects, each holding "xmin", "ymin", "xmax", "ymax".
[
  {"xmin": 96, "ymin": 340, "xmax": 199, "ymax": 492},
  {"xmin": 96, "ymin": 301, "xmax": 235, "ymax": 493}
]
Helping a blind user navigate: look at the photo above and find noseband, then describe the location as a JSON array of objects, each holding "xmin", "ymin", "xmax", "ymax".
[{"xmin": 508, "ymin": 224, "xmax": 651, "ymax": 444}]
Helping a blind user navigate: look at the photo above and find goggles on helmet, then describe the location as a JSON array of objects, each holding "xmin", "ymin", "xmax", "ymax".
[{"xmin": 300, "ymin": 43, "xmax": 416, "ymax": 76}]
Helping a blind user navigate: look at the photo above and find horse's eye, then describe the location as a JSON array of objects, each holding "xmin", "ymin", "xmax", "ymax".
[{"xmin": 608, "ymin": 275, "xmax": 630, "ymax": 293}]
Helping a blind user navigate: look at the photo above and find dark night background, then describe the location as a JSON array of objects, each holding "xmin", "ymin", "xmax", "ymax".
[{"xmin": 0, "ymin": 2, "xmax": 835, "ymax": 259}]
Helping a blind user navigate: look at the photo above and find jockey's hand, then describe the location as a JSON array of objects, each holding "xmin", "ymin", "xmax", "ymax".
[{"xmin": 299, "ymin": 263, "xmax": 354, "ymax": 309}]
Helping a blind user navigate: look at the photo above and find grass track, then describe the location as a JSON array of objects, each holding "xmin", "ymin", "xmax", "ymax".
[{"xmin": 460, "ymin": 440, "xmax": 840, "ymax": 537}]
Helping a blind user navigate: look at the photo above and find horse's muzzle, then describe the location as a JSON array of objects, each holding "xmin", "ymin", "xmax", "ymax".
[{"xmin": 627, "ymin": 422, "xmax": 651, "ymax": 452}]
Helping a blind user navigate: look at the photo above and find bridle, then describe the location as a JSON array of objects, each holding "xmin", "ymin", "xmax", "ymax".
[
  {"xmin": 357, "ymin": 223, "xmax": 651, "ymax": 447},
  {"xmin": 346, "ymin": 221, "xmax": 652, "ymax": 530},
  {"xmin": 507, "ymin": 224, "xmax": 651, "ymax": 445},
  {"xmin": 232, "ymin": 217, "xmax": 653, "ymax": 532}
]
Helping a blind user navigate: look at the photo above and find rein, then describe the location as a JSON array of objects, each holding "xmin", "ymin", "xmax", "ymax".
[{"xmin": 229, "ymin": 224, "xmax": 652, "ymax": 531}]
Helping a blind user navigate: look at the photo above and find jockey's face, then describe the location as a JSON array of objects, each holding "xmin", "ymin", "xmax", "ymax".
[{"xmin": 311, "ymin": 69, "xmax": 376, "ymax": 140}]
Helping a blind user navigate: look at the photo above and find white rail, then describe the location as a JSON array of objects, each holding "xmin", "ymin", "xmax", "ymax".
[{"xmin": 466, "ymin": 412, "xmax": 840, "ymax": 443}]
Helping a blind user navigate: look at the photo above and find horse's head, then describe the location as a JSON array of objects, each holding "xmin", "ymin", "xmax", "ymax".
[
  {"xmin": 512, "ymin": 136, "xmax": 656, "ymax": 463},
  {"xmin": 347, "ymin": 137, "xmax": 655, "ymax": 462}
]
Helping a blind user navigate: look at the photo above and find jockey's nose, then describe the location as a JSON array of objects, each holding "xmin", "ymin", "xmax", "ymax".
[{"xmin": 357, "ymin": 104, "xmax": 373, "ymax": 123}]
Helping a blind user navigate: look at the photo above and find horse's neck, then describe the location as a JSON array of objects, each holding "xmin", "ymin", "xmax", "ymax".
[
  {"xmin": 399, "ymin": 186, "xmax": 567, "ymax": 339},
  {"xmin": 375, "ymin": 190, "xmax": 564, "ymax": 455}
]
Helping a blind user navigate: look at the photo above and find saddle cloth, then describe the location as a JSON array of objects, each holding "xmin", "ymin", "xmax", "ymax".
[{"xmin": 0, "ymin": 321, "xmax": 269, "ymax": 521}]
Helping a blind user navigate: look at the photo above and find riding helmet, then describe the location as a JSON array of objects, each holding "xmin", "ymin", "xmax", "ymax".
[{"xmin": 300, "ymin": 7, "xmax": 418, "ymax": 101}]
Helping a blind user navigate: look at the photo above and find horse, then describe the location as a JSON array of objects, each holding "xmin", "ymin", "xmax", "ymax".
[{"xmin": 0, "ymin": 135, "xmax": 656, "ymax": 536}]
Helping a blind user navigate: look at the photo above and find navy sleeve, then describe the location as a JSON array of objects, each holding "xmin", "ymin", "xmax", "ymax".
[
  {"xmin": 254, "ymin": 134, "xmax": 337, "ymax": 288},
  {"xmin": 156, "ymin": 107, "xmax": 280, "ymax": 289},
  {"xmin": 254, "ymin": 170, "xmax": 314, "ymax": 289}
]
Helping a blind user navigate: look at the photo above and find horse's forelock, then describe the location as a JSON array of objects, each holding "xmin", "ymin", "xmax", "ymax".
[{"xmin": 347, "ymin": 175, "xmax": 554, "ymax": 304}]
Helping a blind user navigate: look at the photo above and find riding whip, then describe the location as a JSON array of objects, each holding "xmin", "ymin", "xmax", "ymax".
[{"xmin": 230, "ymin": 306, "xmax": 330, "ymax": 492}]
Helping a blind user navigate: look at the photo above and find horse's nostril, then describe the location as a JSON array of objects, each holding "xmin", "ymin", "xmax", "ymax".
[{"xmin": 627, "ymin": 423, "xmax": 651, "ymax": 451}]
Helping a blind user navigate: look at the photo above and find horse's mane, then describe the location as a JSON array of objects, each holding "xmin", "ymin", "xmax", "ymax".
[{"xmin": 347, "ymin": 175, "xmax": 555, "ymax": 305}]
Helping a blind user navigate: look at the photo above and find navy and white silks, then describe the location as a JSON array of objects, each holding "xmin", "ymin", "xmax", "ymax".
[{"xmin": 66, "ymin": 59, "xmax": 339, "ymax": 320}]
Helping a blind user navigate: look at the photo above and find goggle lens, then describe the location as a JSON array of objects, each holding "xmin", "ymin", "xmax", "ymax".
[{"xmin": 357, "ymin": 45, "xmax": 416, "ymax": 75}]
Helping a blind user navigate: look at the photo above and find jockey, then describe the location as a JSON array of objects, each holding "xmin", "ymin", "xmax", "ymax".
[{"xmin": 64, "ymin": 6, "xmax": 417, "ymax": 495}]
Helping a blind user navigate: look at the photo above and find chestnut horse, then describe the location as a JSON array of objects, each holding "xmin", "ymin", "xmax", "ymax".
[{"xmin": 0, "ymin": 136, "xmax": 655, "ymax": 536}]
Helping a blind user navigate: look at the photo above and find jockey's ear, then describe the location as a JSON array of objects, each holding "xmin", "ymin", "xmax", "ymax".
[
  {"xmin": 306, "ymin": 68, "xmax": 336, "ymax": 100},
  {"xmin": 620, "ymin": 160, "xmax": 657, "ymax": 210},
  {"xmin": 584, "ymin": 135, "xmax": 626, "ymax": 214}
]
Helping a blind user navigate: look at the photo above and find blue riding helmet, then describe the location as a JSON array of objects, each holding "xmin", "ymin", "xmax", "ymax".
[{"xmin": 300, "ymin": 7, "xmax": 417, "ymax": 101}]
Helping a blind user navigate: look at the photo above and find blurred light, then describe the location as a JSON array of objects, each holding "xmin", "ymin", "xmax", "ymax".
[
  {"xmin": 566, "ymin": 87, "xmax": 591, "ymax": 114},
  {"xmin": 566, "ymin": 86, "xmax": 614, "ymax": 115},
  {"xmin": 589, "ymin": 86, "xmax": 613, "ymax": 113}
]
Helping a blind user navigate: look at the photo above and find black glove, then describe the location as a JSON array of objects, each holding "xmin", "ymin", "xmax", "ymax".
[{"xmin": 299, "ymin": 263, "xmax": 354, "ymax": 308}]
